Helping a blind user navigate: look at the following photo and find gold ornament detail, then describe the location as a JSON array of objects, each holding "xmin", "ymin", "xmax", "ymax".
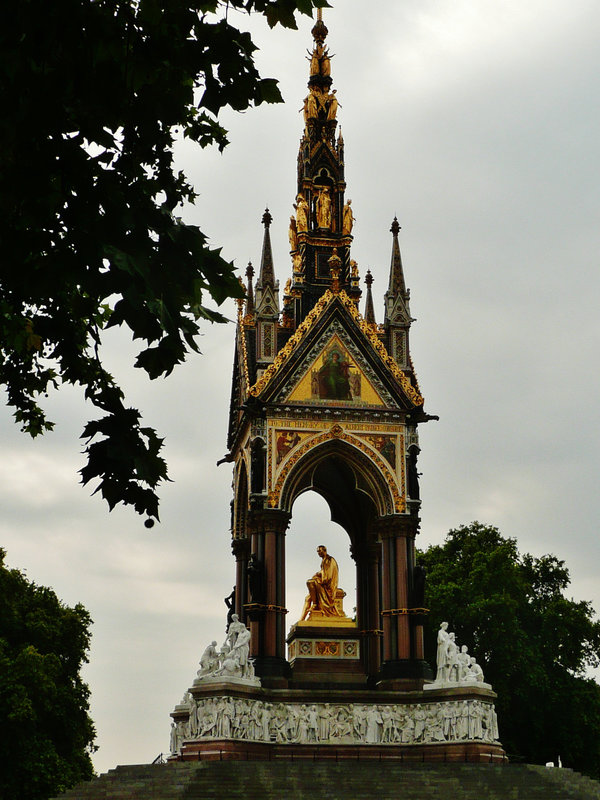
[
  {"xmin": 237, "ymin": 302, "xmax": 251, "ymax": 394},
  {"xmin": 337, "ymin": 291, "xmax": 424, "ymax": 407},
  {"xmin": 381, "ymin": 607, "xmax": 430, "ymax": 616},
  {"xmin": 244, "ymin": 603, "xmax": 288, "ymax": 614},
  {"xmin": 267, "ymin": 426, "xmax": 273, "ymax": 492},
  {"xmin": 316, "ymin": 641, "xmax": 340, "ymax": 657},
  {"xmin": 268, "ymin": 425, "xmax": 404, "ymax": 513},
  {"xmin": 248, "ymin": 290, "xmax": 334, "ymax": 397}
]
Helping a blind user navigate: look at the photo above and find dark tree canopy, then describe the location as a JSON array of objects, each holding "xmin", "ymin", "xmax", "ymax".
[
  {"xmin": 0, "ymin": 0, "xmax": 328, "ymax": 521},
  {"xmin": 419, "ymin": 522, "xmax": 600, "ymax": 777},
  {"xmin": 0, "ymin": 549, "xmax": 95, "ymax": 800}
]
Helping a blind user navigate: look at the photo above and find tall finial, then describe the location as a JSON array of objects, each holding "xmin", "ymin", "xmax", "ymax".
[
  {"xmin": 364, "ymin": 270, "xmax": 376, "ymax": 325},
  {"xmin": 256, "ymin": 207, "xmax": 275, "ymax": 290},
  {"xmin": 387, "ymin": 217, "xmax": 406, "ymax": 297},
  {"xmin": 245, "ymin": 262, "xmax": 255, "ymax": 317},
  {"xmin": 384, "ymin": 216, "xmax": 410, "ymax": 325},
  {"xmin": 262, "ymin": 208, "xmax": 273, "ymax": 229},
  {"xmin": 311, "ymin": 11, "xmax": 328, "ymax": 45}
]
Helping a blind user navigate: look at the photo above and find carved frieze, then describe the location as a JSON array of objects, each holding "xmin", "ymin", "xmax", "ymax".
[{"xmin": 171, "ymin": 696, "xmax": 500, "ymax": 754}]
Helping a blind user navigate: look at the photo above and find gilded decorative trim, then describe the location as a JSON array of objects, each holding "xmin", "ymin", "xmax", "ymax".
[
  {"xmin": 267, "ymin": 426, "xmax": 273, "ymax": 493},
  {"xmin": 337, "ymin": 291, "xmax": 424, "ymax": 407},
  {"xmin": 237, "ymin": 303, "xmax": 250, "ymax": 395},
  {"xmin": 248, "ymin": 290, "xmax": 334, "ymax": 397},
  {"xmin": 247, "ymin": 289, "xmax": 423, "ymax": 408},
  {"xmin": 243, "ymin": 603, "xmax": 288, "ymax": 614},
  {"xmin": 268, "ymin": 424, "xmax": 405, "ymax": 514},
  {"xmin": 381, "ymin": 607, "xmax": 430, "ymax": 616}
]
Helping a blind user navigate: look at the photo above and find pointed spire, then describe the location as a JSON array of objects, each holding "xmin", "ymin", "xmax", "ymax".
[
  {"xmin": 364, "ymin": 270, "xmax": 376, "ymax": 325},
  {"xmin": 255, "ymin": 208, "xmax": 279, "ymax": 320},
  {"xmin": 387, "ymin": 217, "xmax": 407, "ymax": 297},
  {"xmin": 257, "ymin": 208, "xmax": 275, "ymax": 290},
  {"xmin": 244, "ymin": 262, "xmax": 255, "ymax": 316}
]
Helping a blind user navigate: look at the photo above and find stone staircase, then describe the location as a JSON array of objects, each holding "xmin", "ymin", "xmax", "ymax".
[{"xmin": 51, "ymin": 761, "xmax": 600, "ymax": 800}]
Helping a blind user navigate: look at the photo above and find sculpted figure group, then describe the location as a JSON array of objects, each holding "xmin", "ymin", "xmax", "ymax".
[
  {"xmin": 196, "ymin": 614, "xmax": 256, "ymax": 683},
  {"xmin": 171, "ymin": 696, "xmax": 499, "ymax": 753},
  {"xmin": 301, "ymin": 87, "xmax": 339, "ymax": 126},
  {"xmin": 288, "ymin": 191, "xmax": 353, "ymax": 239},
  {"xmin": 434, "ymin": 622, "xmax": 486, "ymax": 685}
]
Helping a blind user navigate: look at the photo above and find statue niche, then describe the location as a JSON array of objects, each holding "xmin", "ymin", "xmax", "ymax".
[{"xmin": 250, "ymin": 438, "xmax": 266, "ymax": 495}]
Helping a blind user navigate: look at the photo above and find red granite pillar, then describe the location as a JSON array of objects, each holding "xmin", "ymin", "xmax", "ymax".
[
  {"xmin": 245, "ymin": 509, "xmax": 290, "ymax": 685},
  {"xmin": 376, "ymin": 513, "xmax": 432, "ymax": 684}
]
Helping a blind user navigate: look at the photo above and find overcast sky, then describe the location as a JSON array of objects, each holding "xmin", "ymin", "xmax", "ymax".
[{"xmin": 1, "ymin": 0, "xmax": 599, "ymax": 775}]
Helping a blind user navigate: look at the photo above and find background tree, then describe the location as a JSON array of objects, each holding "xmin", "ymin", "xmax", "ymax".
[
  {"xmin": 0, "ymin": 549, "xmax": 95, "ymax": 800},
  {"xmin": 0, "ymin": 0, "xmax": 328, "ymax": 521},
  {"xmin": 419, "ymin": 522, "xmax": 600, "ymax": 777}
]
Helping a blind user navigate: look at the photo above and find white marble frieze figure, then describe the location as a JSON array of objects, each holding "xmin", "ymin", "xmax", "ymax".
[
  {"xmin": 173, "ymin": 696, "xmax": 499, "ymax": 751},
  {"xmin": 428, "ymin": 621, "xmax": 491, "ymax": 689}
]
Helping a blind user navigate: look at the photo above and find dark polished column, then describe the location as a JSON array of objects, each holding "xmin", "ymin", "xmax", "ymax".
[
  {"xmin": 231, "ymin": 538, "xmax": 250, "ymax": 624},
  {"xmin": 244, "ymin": 508, "xmax": 291, "ymax": 685},
  {"xmin": 353, "ymin": 539, "xmax": 382, "ymax": 683}
]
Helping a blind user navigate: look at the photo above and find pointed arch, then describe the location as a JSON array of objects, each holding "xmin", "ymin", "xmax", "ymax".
[{"xmin": 274, "ymin": 428, "xmax": 402, "ymax": 543}]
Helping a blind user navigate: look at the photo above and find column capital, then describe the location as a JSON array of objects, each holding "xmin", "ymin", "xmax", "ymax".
[
  {"xmin": 373, "ymin": 513, "xmax": 420, "ymax": 540},
  {"xmin": 350, "ymin": 540, "xmax": 380, "ymax": 563},
  {"xmin": 248, "ymin": 508, "xmax": 291, "ymax": 534}
]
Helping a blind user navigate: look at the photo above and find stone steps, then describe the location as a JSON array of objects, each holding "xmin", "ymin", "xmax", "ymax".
[{"xmin": 51, "ymin": 761, "xmax": 600, "ymax": 800}]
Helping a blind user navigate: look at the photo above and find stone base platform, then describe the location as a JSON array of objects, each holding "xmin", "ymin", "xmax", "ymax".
[
  {"xmin": 170, "ymin": 682, "xmax": 504, "ymax": 763},
  {"xmin": 176, "ymin": 739, "xmax": 506, "ymax": 764}
]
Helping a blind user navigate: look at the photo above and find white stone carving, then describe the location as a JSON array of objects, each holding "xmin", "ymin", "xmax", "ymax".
[
  {"xmin": 172, "ymin": 696, "xmax": 500, "ymax": 752},
  {"xmin": 198, "ymin": 641, "xmax": 219, "ymax": 676},
  {"xmin": 430, "ymin": 623, "xmax": 491, "ymax": 689},
  {"xmin": 193, "ymin": 618, "xmax": 260, "ymax": 687}
]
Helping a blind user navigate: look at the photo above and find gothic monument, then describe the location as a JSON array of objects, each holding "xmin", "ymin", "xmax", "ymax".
[{"xmin": 170, "ymin": 11, "xmax": 505, "ymax": 763}]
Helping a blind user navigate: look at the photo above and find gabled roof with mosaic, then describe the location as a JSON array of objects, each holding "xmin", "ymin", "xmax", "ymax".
[{"xmin": 247, "ymin": 288, "xmax": 423, "ymax": 408}]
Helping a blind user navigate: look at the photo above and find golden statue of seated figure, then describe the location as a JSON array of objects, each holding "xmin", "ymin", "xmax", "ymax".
[{"xmin": 300, "ymin": 545, "xmax": 353, "ymax": 625}]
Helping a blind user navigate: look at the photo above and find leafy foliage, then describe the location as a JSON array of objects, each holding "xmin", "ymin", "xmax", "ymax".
[
  {"xmin": 419, "ymin": 522, "xmax": 600, "ymax": 777},
  {"xmin": 0, "ymin": 549, "xmax": 95, "ymax": 800},
  {"xmin": 0, "ymin": 0, "xmax": 328, "ymax": 519}
]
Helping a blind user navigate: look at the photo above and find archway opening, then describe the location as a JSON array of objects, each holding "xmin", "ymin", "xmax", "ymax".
[{"xmin": 285, "ymin": 490, "xmax": 356, "ymax": 632}]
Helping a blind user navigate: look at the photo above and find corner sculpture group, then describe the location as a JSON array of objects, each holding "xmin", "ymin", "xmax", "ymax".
[
  {"xmin": 433, "ymin": 621, "xmax": 486, "ymax": 685},
  {"xmin": 196, "ymin": 613, "xmax": 256, "ymax": 682}
]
